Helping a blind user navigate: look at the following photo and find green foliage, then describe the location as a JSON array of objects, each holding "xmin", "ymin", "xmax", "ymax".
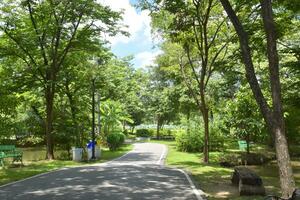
[
  {"xmin": 101, "ymin": 100, "xmax": 133, "ymax": 136},
  {"xmin": 175, "ymin": 130, "xmax": 203, "ymax": 152},
  {"xmin": 16, "ymin": 135, "xmax": 44, "ymax": 147},
  {"xmin": 159, "ymin": 129, "xmax": 174, "ymax": 137},
  {"xmin": 225, "ymin": 86, "xmax": 265, "ymax": 144},
  {"xmin": 136, "ymin": 129, "xmax": 152, "ymax": 137},
  {"xmin": 106, "ymin": 132, "xmax": 126, "ymax": 151},
  {"xmin": 0, "ymin": 0, "xmax": 126, "ymax": 158}
]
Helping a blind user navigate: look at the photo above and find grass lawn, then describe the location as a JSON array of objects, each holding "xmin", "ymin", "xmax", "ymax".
[
  {"xmin": 0, "ymin": 144, "xmax": 133, "ymax": 186},
  {"xmin": 152, "ymin": 140, "xmax": 300, "ymax": 200}
]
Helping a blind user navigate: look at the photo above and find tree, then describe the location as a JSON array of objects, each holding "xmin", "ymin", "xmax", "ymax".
[
  {"xmin": 145, "ymin": 66, "xmax": 180, "ymax": 139},
  {"xmin": 220, "ymin": 0, "xmax": 295, "ymax": 197},
  {"xmin": 140, "ymin": 0, "xmax": 230, "ymax": 162},
  {"xmin": 100, "ymin": 100, "xmax": 133, "ymax": 136},
  {"xmin": 226, "ymin": 86, "xmax": 265, "ymax": 154},
  {"xmin": 0, "ymin": 0, "xmax": 124, "ymax": 159},
  {"xmin": 154, "ymin": 42, "xmax": 198, "ymax": 134}
]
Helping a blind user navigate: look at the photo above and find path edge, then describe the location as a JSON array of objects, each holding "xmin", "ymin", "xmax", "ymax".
[
  {"xmin": 0, "ymin": 144, "xmax": 136, "ymax": 189},
  {"xmin": 159, "ymin": 143, "xmax": 207, "ymax": 200}
]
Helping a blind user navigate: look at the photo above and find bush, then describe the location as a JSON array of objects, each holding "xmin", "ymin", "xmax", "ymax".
[
  {"xmin": 119, "ymin": 132, "xmax": 125, "ymax": 144},
  {"xmin": 209, "ymin": 126, "xmax": 225, "ymax": 152},
  {"xmin": 16, "ymin": 135, "xmax": 44, "ymax": 147},
  {"xmin": 219, "ymin": 153, "xmax": 241, "ymax": 167},
  {"xmin": 160, "ymin": 129, "xmax": 175, "ymax": 138},
  {"xmin": 106, "ymin": 132, "xmax": 126, "ymax": 151},
  {"xmin": 175, "ymin": 130, "xmax": 203, "ymax": 152},
  {"xmin": 57, "ymin": 151, "xmax": 71, "ymax": 160},
  {"xmin": 136, "ymin": 129, "xmax": 152, "ymax": 137}
]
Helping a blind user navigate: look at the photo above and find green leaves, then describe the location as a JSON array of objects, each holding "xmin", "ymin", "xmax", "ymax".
[{"xmin": 225, "ymin": 85, "xmax": 265, "ymax": 142}]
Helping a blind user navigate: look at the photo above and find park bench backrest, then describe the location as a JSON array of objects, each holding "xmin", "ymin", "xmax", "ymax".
[
  {"xmin": 0, "ymin": 145, "xmax": 16, "ymax": 152},
  {"xmin": 238, "ymin": 140, "xmax": 247, "ymax": 150}
]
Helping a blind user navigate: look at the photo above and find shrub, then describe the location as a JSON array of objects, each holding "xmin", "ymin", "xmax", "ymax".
[
  {"xmin": 175, "ymin": 130, "xmax": 203, "ymax": 152},
  {"xmin": 160, "ymin": 129, "xmax": 174, "ymax": 137},
  {"xmin": 209, "ymin": 125, "xmax": 226, "ymax": 152},
  {"xmin": 106, "ymin": 132, "xmax": 126, "ymax": 151},
  {"xmin": 16, "ymin": 135, "xmax": 44, "ymax": 147},
  {"xmin": 219, "ymin": 153, "xmax": 241, "ymax": 167},
  {"xmin": 119, "ymin": 132, "xmax": 125, "ymax": 144},
  {"xmin": 57, "ymin": 151, "xmax": 71, "ymax": 161},
  {"xmin": 136, "ymin": 129, "xmax": 152, "ymax": 137}
]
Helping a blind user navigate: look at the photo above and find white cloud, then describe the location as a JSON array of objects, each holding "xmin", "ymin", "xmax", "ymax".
[
  {"xmin": 134, "ymin": 50, "xmax": 163, "ymax": 68},
  {"xmin": 100, "ymin": 0, "xmax": 152, "ymax": 46}
]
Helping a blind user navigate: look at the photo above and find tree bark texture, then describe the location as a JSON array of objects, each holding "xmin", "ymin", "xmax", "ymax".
[
  {"xmin": 202, "ymin": 107, "xmax": 209, "ymax": 163},
  {"xmin": 260, "ymin": 0, "xmax": 295, "ymax": 197},
  {"xmin": 156, "ymin": 115, "xmax": 161, "ymax": 139},
  {"xmin": 220, "ymin": 0, "xmax": 295, "ymax": 197},
  {"xmin": 45, "ymin": 84, "xmax": 55, "ymax": 160}
]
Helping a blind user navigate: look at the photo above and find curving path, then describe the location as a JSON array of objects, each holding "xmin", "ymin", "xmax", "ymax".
[{"xmin": 0, "ymin": 143, "xmax": 205, "ymax": 200}]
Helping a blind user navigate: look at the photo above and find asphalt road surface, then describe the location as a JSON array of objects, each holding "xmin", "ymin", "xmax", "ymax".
[{"xmin": 0, "ymin": 143, "xmax": 205, "ymax": 200}]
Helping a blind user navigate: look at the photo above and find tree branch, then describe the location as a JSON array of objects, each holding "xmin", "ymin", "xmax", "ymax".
[
  {"xmin": 27, "ymin": 0, "xmax": 48, "ymax": 66},
  {"xmin": 220, "ymin": 0, "xmax": 272, "ymax": 120}
]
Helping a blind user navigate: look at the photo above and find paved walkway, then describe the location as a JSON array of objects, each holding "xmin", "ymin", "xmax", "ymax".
[{"xmin": 0, "ymin": 143, "xmax": 205, "ymax": 200}]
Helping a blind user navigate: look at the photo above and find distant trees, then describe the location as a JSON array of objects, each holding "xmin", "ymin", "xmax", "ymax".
[{"xmin": 225, "ymin": 86, "xmax": 265, "ymax": 154}]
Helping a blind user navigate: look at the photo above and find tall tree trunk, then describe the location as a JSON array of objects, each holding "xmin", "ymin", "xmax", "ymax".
[
  {"xmin": 156, "ymin": 115, "xmax": 161, "ymax": 139},
  {"xmin": 220, "ymin": 0, "xmax": 295, "ymax": 197},
  {"xmin": 202, "ymin": 107, "xmax": 209, "ymax": 163},
  {"xmin": 70, "ymin": 101, "xmax": 79, "ymax": 147},
  {"xmin": 261, "ymin": 0, "xmax": 295, "ymax": 197},
  {"xmin": 66, "ymin": 88, "xmax": 79, "ymax": 147},
  {"xmin": 45, "ymin": 84, "xmax": 55, "ymax": 160},
  {"xmin": 271, "ymin": 119, "xmax": 294, "ymax": 198},
  {"xmin": 97, "ymin": 93, "xmax": 101, "ymax": 135}
]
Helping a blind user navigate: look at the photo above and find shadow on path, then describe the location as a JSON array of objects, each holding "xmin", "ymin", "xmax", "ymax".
[
  {"xmin": 0, "ymin": 165, "xmax": 197, "ymax": 200},
  {"xmin": 0, "ymin": 143, "xmax": 200, "ymax": 200}
]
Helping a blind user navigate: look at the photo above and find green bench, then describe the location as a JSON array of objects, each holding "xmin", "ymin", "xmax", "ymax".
[
  {"xmin": 238, "ymin": 140, "xmax": 247, "ymax": 151},
  {"xmin": 0, "ymin": 145, "xmax": 23, "ymax": 167}
]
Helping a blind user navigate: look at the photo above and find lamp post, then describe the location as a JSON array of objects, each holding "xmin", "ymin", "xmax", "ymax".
[
  {"xmin": 97, "ymin": 93, "xmax": 101, "ymax": 136},
  {"xmin": 91, "ymin": 77, "xmax": 96, "ymax": 160},
  {"xmin": 90, "ymin": 57, "xmax": 104, "ymax": 160}
]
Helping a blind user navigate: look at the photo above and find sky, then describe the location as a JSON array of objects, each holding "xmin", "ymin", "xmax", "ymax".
[{"xmin": 101, "ymin": 0, "xmax": 162, "ymax": 69}]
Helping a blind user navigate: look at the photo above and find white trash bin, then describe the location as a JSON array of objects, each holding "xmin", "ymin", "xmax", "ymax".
[
  {"xmin": 72, "ymin": 147, "xmax": 83, "ymax": 162},
  {"xmin": 87, "ymin": 147, "xmax": 101, "ymax": 160}
]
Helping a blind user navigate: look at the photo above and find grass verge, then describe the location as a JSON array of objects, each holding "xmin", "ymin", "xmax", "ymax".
[
  {"xmin": 0, "ymin": 144, "xmax": 133, "ymax": 186},
  {"xmin": 152, "ymin": 140, "xmax": 300, "ymax": 200}
]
